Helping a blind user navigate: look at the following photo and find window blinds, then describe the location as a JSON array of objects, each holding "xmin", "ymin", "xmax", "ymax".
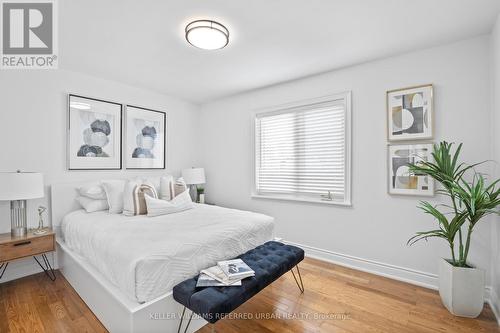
[{"xmin": 255, "ymin": 99, "xmax": 347, "ymax": 202}]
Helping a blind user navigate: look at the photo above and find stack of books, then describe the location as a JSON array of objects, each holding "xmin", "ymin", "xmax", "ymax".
[{"xmin": 196, "ymin": 259, "xmax": 255, "ymax": 287}]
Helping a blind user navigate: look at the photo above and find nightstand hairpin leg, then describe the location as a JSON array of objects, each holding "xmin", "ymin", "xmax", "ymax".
[
  {"xmin": 33, "ymin": 254, "xmax": 56, "ymax": 281},
  {"xmin": 0, "ymin": 262, "xmax": 8, "ymax": 279}
]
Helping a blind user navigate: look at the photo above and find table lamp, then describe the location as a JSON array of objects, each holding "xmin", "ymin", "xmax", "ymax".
[
  {"xmin": 0, "ymin": 171, "xmax": 44, "ymax": 237},
  {"xmin": 181, "ymin": 168, "xmax": 206, "ymax": 201}
]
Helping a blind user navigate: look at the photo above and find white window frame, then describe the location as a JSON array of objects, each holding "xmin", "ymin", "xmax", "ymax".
[{"xmin": 251, "ymin": 92, "xmax": 352, "ymax": 206}]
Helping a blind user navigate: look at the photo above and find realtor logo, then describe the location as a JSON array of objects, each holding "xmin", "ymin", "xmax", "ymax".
[{"xmin": 1, "ymin": 0, "xmax": 58, "ymax": 69}]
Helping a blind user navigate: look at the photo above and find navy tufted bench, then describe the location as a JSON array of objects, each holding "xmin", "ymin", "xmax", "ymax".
[{"xmin": 173, "ymin": 241, "xmax": 305, "ymax": 332}]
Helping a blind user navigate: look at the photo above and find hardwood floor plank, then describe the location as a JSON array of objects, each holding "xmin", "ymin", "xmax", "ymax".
[
  {"xmin": 34, "ymin": 302, "xmax": 59, "ymax": 333},
  {"xmin": 0, "ymin": 258, "xmax": 498, "ymax": 333},
  {"xmin": 49, "ymin": 301, "xmax": 68, "ymax": 320}
]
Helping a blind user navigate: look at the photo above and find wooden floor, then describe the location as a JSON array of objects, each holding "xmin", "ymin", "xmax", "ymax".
[
  {"xmin": 0, "ymin": 270, "xmax": 106, "ymax": 333},
  {"xmin": 0, "ymin": 258, "xmax": 498, "ymax": 333}
]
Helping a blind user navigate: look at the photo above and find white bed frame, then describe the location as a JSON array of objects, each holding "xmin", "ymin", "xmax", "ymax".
[{"xmin": 51, "ymin": 181, "xmax": 207, "ymax": 333}]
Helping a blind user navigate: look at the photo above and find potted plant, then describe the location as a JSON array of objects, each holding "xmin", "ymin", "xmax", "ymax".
[
  {"xmin": 197, "ymin": 187, "xmax": 205, "ymax": 204},
  {"xmin": 407, "ymin": 141, "xmax": 500, "ymax": 317}
]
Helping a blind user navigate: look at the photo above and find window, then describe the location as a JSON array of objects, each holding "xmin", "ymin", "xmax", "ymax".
[{"xmin": 253, "ymin": 93, "xmax": 351, "ymax": 205}]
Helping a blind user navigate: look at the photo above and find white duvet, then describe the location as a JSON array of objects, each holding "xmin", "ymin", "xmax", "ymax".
[{"xmin": 61, "ymin": 204, "xmax": 274, "ymax": 303}]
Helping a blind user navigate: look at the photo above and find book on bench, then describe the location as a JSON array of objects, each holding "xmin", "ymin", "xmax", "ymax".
[
  {"xmin": 196, "ymin": 273, "xmax": 242, "ymax": 287},
  {"xmin": 217, "ymin": 259, "xmax": 255, "ymax": 280},
  {"xmin": 200, "ymin": 265, "xmax": 240, "ymax": 285},
  {"xmin": 198, "ymin": 259, "xmax": 255, "ymax": 287}
]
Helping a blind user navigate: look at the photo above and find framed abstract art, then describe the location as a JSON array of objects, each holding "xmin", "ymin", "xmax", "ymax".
[
  {"xmin": 68, "ymin": 94, "xmax": 122, "ymax": 170},
  {"xmin": 125, "ymin": 105, "xmax": 166, "ymax": 169},
  {"xmin": 388, "ymin": 143, "xmax": 434, "ymax": 196},
  {"xmin": 387, "ymin": 84, "xmax": 433, "ymax": 141}
]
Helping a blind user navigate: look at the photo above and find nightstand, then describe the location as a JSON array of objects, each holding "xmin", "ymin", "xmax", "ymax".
[{"xmin": 0, "ymin": 228, "xmax": 56, "ymax": 281}]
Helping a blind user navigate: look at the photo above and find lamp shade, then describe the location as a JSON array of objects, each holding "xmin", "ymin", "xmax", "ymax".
[
  {"xmin": 182, "ymin": 168, "xmax": 206, "ymax": 185},
  {"xmin": 0, "ymin": 172, "xmax": 44, "ymax": 200}
]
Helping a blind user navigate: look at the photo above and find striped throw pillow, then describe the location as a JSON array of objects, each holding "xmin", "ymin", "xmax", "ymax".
[
  {"xmin": 174, "ymin": 177, "xmax": 189, "ymax": 197},
  {"xmin": 123, "ymin": 180, "xmax": 158, "ymax": 216},
  {"xmin": 160, "ymin": 175, "xmax": 175, "ymax": 200}
]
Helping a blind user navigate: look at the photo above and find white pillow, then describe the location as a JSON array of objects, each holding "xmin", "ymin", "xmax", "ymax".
[
  {"xmin": 160, "ymin": 175, "xmax": 175, "ymax": 200},
  {"xmin": 143, "ymin": 177, "xmax": 161, "ymax": 194},
  {"xmin": 145, "ymin": 190, "xmax": 194, "ymax": 217},
  {"xmin": 101, "ymin": 180, "xmax": 126, "ymax": 214},
  {"xmin": 76, "ymin": 196, "xmax": 109, "ymax": 213},
  {"xmin": 78, "ymin": 184, "xmax": 106, "ymax": 200},
  {"xmin": 174, "ymin": 177, "xmax": 189, "ymax": 197},
  {"xmin": 123, "ymin": 180, "xmax": 158, "ymax": 216}
]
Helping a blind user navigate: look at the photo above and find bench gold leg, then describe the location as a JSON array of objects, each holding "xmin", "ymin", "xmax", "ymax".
[{"xmin": 290, "ymin": 265, "xmax": 304, "ymax": 293}]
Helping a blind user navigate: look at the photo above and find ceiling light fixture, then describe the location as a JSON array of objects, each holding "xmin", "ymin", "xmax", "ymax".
[{"xmin": 185, "ymin": 20, "xmax": 229, "ymax": 50}]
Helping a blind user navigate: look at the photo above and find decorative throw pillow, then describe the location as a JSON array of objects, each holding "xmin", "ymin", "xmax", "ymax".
[
  {"xmin": 76, "ymin": 196, "xmax": 109, "ymax": 213},
  {"xmin": 145, "ymin": 190, "xmax": 194, "ymax": 217},
  {"xmin": 123, "ymin": 180, "xmax": 158, "ymax": 216},
  {"xmin": 101, "ymin": 180, "xmax": 126, "ymax": 214},
  {"xmin": 143, "ymin": 177, "xmax": 161, "ymax": 194},
  {"xmin": 159, "ymin": 175, "xmax": 175, "ymax": 201},
  {"xmin": 174, "ymin": 177, "xmax": 189, "ymax": 197},
  {"xmin": 78, "ymin": 184, "xmax": 106, "ymax": 200}
]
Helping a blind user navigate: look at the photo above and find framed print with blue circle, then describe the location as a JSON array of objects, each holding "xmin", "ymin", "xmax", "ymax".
[
  {"xmin": 68, "ymin": 94, "xmax": 122, "ymax": 170},
  {"xmin": 125, "ymin": 105, "xmax": 166, "ymax": 169}
]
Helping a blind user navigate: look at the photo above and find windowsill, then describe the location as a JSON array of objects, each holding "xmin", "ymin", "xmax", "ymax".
[{"xmin": 251, "ymin": 194, "xmax": 352, "ymax": 207}]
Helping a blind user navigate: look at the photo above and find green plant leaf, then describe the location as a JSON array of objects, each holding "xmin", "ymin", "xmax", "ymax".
[{"xmin": 406, "ymin": 141, "xmax": 500, "ymax": 266}]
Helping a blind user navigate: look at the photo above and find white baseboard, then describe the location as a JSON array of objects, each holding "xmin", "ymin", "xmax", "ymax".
[
  {"xmin": 0, "ymin": 253, "xmax": 56, "ymax": 283},
  {"xmin": 285, "ymin": 240, "xmax": 439, "ymax": 289},
  {"xmin": 285, "ymin": 239, "xmax": 498, "ymax": 324},
  {"xmin": 489, "ymin": 289, "xmax": 500, "ymax": 325}
]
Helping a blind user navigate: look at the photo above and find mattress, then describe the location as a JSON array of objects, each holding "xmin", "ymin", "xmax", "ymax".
[{"xmin": 61, "ymin": 204, "xmax": 274, "ymax": 303}]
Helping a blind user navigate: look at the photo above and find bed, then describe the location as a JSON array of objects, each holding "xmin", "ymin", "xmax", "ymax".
[{"xmin": 51, "ymin": 181, "xmax": 274, "ymax": 333}]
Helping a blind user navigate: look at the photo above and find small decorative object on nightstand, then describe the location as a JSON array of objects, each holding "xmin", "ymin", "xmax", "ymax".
[
  {"xmin": 0, "ymin": 171, "xmax": 44, "ymax": 237},
  {"xmin": 34, "ymin": 206, "xmax": 48, "ymax": 235},
  {"xmin": 197, "ymin": 187, "xmax": 205, "ymax": 204},
  {"xmin": 0, "ymin": 229, "xmax": 56, "ymax": 281},
  {"xmin": 182, "ymin": 167, "xmax": 206, "ymax": 202}
]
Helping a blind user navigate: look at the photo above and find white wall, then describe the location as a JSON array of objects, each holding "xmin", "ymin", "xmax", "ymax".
[
  {"xmin": 199, "ymin": 36, "xmax": 493, "ymax": 290},
  {"xmin": 490, "ymin": 13, "xmax": 500, "ymax": 322},
  {"xmin": 0, "ymin": 69, "xmax": 201, "ymax": 281}
]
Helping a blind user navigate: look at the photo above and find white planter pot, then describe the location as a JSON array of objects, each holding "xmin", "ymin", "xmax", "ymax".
[{"xmin": 438, "ymin": 258, "xmax": 485, "ymax": 318}]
